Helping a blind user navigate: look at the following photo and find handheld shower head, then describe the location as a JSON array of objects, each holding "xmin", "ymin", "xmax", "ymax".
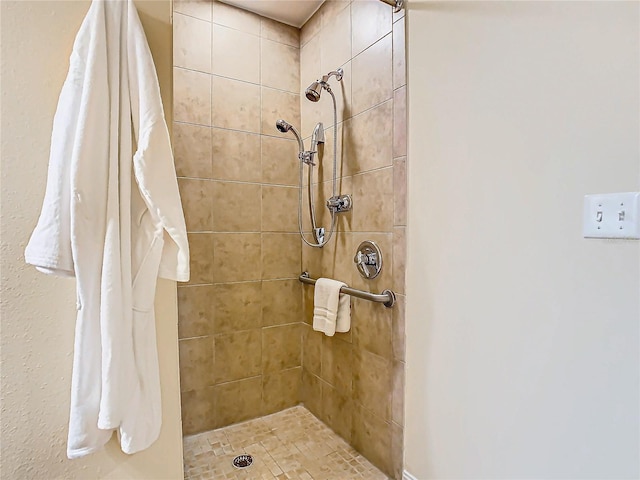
[
  {"xmin": 304, "ymin": 67, "xmax": 344, "ymax": 103},
  {"xmin": 275, "ymin": 119, "xmax": 304, "ymax": 153},
  {"xmin": 276, "ymin": 119, "xmax": 292, "ymax": 133}
]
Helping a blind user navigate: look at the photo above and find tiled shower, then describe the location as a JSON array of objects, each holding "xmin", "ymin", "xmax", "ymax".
[{"xmin": 173, "ymin": 0, "xmax": 407, "ymax": 477}]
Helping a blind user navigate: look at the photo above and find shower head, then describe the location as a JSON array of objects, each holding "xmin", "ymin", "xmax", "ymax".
[
  {"xmin": 305, "ymin": 81, "xmax": 322, "ymax": 102},
  {"xmin": 276, "ymin": 119, "xmax": 293, "ymax": 133},
  {"xmin": 275, "ymin": 119, "xmax": 304, "ymax": 153},
  {"xmin": 304, "ymin": 68, "xmax": 344, "ymax": 103}
]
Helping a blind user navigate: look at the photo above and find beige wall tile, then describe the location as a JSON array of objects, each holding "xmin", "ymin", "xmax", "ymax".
[
  {"xmin": 174, "ymin": 13, "xmax": 212, "ymax": 73},
  {"xmin": 302, "ymin": 323, "xmax": 322, "ymax": 376},
  {"xmin": 174, "ymin": 67, "xmax": 211, "ymax": 125},
  {"xmin": 178, "ymin": 285, "xmax": 215, "ymax": 338},
  {"xmin": 352, "ymin": 33, "xmax": 392, "ymax": 116},
  {"xmin": 214, "ymin": 329, "xmax": 262, "ymax": 383},
  {"xmin": 212, "ymin": 76, "xmax": 261, "ymax": 133},
  {"xmin": 212, "ymin": 0, "xmax": 261, "ymax": 35},
  {"xmin": 392, "ymin": 226, "xmax": 406, "ymax": 294},
  {"xmin": 179, "ymin": 336, "xmax": 214, "ymax": 391},
  {"xmin": 261, "ymin": 18, "xmax": 299, "ymax": 47},
  {"xmin": 318, "ymin": 231, "xmax": 353, "ymax": 286},
  {"xmin": 262, "ymin": 279, "xmax": 302, "ymax": 327},
  {"xmin": 391, "ymin": 360, "xmax": 405, "ymax": 427},
  {"xmin": 186, "ymin": 233, "xmax": 214, "ymax": 284},
  {"xmin": 173, "ymin": 122, "xmax": 212, "ymax": 178},
  {"xmin": 344, "ymin": 100, "xmax": 393, "ymax": 175},
  {"xmin": 320, "ymin": 4, "xmax": 351, "ymax": 73},
  {"xmin": 391, "ymin": 422, "xmax": 404, "ymax": 480},
  {"xmin": 262, "ymin": 367, "xmax": 302, "ymax": 415},
  {"xmin": 392, "ymin": 294, "xmax": 405, "ymax": 362},
  {"xmin": 351, "ymin": 0, "xmax": 392, "ymax": 57},
  {"xmin": 214, "ymin": 376, "xmax": 262, "ymax": 427},
  {"xmin": 352, "ymin": 297, "xmax": 393, "ymax": 360},
  {"xmin": 262, "ymin": 87, "xmax": 300, "ymax": 136},
  {"xmin": 261, "ymin": 136, "xmax": 299, "ymax": 186},
  {"xmin": 353, "ymin": 348, "xmax": 391, "ymax": 420},
  {"xmin": 320, "ymin": 0, "xmax": 350, "ymax": 30},
  {"xmin": 262, "ymin": 324, "xmax": 301, "ymax": 373},
  {"xmin": 180, "ymin": 387, "xmax": 216, "ymax": 435},
  {"xmin": 334, "ymin": 325, "xmax": 353, "ymax": 345},
  {"xmin": 174, "ymin": 0, "xmax": 211, "ymax": 22},
  {"xmin": 322, "ymin": 384, "xmax": 353, "ymax": 443},
  {"xmin": 393, "ymin": 85, "xmax": 407, "ymax": 158},
  {"xmin": 301, "ymin": 238, "xmax": 323, "ymax": 280},
  {"xmin": 302, "ymin": 278, "xmax": 315, "ymax": 325},
  {"xmin": 351, "ymin": 168, "xmax": 394, "ymax": 232},
  {"xmin": 393, "ymin": 4, "xmax": 405, "ymax": 22},
  {"xmin": 301, "ymin": 369, "xmax": 323, "ymax": 418},
  {"xmin": 300, "ymin": 34, "xmax": 323, "ymax": 139},
  {"xmin": 212, "ymin": 24, "xmax": 260, "ymax": 83},
  {"xmin": 320, "ymin": 125, "xmax": 349, "ymax": 190},
  {"xmin": 322, "ymin": 120, "xmax": 353, "ymax": 185},
  {"xmin": 342, "ymin": 101, "xmax": 393, "ymax": 175},
  {"xmin": 261, "ymin": 186, "xmax": 298, "ymax": 232},
  {"xmin": 212, "ymin": 282, "xmax": 262, "ymax": 334},
  {"xmin": 352, "ymin": 404, "xmax": 392, "ymax": 477},
  {"xmin": 261, "ymin": 233, "xmax": 301, "ymax": 279},
  {"xmin": 178, "ymin": 178, "xmax": 213, "ymax": 232},
  {"xmin": 393, "ymin": 157, "xmax": 407, "ymax": 226},
  {"xmin": 300, "ymin": 10, "xmax": 321, "ymax": 47},
  {"xmin": 211, "ymin": 181, "xmax": 261, "ymax": 232},
  {"xmin": 320, "ymin": 61, "xmax": 352, "ymax": 129},
  {"xmin": 212, "ymin": 233, "xmax": 262, "ymax": 282},
  {"xmin": 321, "ymin": 335, "xmax": 352, "ymax": 393},
  {"xmin": 392, "ymin": 18, "xmax": 406, "ymax": 89},
  {"xmin": 211, "ymin": 128, "xmax": 261, "ymax": 182},
  {"xmin": 261, "ymin": 39, "xmax": 300, "ymax": 94}
]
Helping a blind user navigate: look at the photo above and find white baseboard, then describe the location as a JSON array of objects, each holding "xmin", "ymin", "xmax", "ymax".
[{"xmin": 403, "ymin": 471, "xmax": 419, "ymax": 480}]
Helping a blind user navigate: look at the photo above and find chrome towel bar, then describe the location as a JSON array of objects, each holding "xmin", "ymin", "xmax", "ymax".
[{"xmin": 299, "ymin": 272, "xmax": 396, "ymax": 308}]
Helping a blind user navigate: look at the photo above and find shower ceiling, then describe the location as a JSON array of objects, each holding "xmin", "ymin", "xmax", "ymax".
[{"xmin": 218, "ymin": 0, "xmax": 325, "ymax": 28}]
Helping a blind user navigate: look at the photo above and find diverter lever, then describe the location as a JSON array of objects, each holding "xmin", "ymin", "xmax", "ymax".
[{"xmin": 354, "ymin": 240, "xmax": 383, "ymax": 279}]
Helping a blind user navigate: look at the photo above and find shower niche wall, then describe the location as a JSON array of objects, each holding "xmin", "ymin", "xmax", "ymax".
[{"xmin": 173, "ymin": 0, "xmax": 407, "ymax": 478}]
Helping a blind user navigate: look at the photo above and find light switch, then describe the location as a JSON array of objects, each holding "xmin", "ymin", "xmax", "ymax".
[{"xmin": 583, "ymin": 192, "xmax": 640, "ymax": 239}]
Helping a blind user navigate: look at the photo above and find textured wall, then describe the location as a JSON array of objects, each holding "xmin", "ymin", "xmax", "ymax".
[
  {"xmin": 299, "ymin": 1, "xmax": 407, "ymax": 479},
  {"xmin": 406, "ymin": 1, "xmax": 639, "ymax": 478},
  {"xmin": 173, "ymin": 0, "xmax": 303, "ymax": 435},
  {"xmin": 0, "ymin": 1, "xmax": 184, "ymax": 479}
]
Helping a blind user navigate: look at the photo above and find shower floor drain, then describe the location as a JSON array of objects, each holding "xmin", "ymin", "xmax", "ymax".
[{"xmin": 232, "ymin": 454, "xmax": 253, "ymax": 469}]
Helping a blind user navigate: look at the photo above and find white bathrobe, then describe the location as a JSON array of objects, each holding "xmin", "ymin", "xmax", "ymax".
[{"xmin": 24, "ymin": 0, "xmax": 189, "ymax": 459}]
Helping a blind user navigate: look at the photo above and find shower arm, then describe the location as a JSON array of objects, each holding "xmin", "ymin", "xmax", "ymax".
[{"xmin": 320, "ymin": 69, "xmax": 343, "ymax": 84}]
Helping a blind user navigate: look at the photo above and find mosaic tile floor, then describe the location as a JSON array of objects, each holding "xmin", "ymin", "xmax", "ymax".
[{"xmin": 183, "ymin": 406, "xmax": 389, "ymax": 480}]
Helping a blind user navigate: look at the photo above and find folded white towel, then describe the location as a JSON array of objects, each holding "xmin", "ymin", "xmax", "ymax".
[{"xmin": 313, "ymin": 278, "xmax": 351, "ymax": 336}]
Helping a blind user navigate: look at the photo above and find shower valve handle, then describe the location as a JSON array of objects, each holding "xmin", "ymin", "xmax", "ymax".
[{"xmin": 355, "ymin": 251, "xmax": 378, "ymax": 278}]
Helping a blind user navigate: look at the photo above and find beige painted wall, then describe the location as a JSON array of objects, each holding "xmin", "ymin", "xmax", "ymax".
[
  {"xmin": 405, "ymin": 1, "xmax": 639, "ymax": 478},
  {"xmin": 0, "ymin": 1, "xmax": 184, "ymax": 478}
]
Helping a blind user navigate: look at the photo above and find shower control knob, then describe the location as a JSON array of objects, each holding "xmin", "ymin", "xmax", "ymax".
[{"xmin": 354, "ymin": 240, "xmax": 383, "ymax": 279}]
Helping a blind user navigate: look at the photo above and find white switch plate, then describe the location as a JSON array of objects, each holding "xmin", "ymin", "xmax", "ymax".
[{"xmin": 583, "ymin": 192, "xmax": 640, "ymax": 239}]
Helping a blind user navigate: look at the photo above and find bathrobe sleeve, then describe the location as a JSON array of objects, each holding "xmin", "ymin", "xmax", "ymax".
[
  {"xmin": 126, "ymin": 2, "xmax": 189, "ymax": 282},
  {"xmin": 24, "ymin": 43, "xmax": 87, "ymax": 277}
]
